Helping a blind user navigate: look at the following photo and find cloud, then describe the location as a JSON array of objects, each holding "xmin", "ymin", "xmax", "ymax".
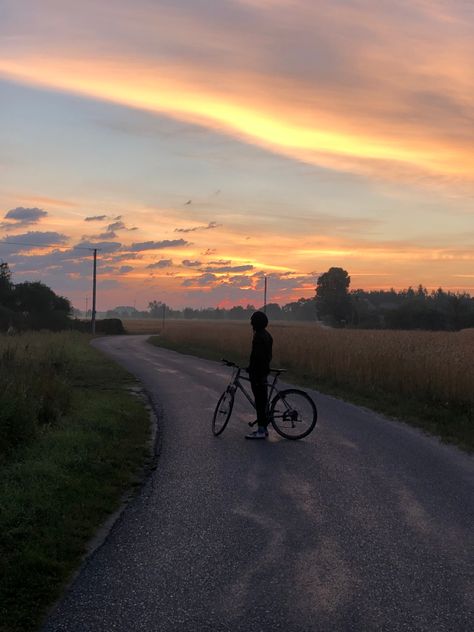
[
  {"xmin": 84, "ymin": 214, "xmax": 122, "ymax": 222},
  {"xmin": 180, "ymin": 268, "xmax": 317, "ymax": 304},
  {"xmin": 182, "ymin": 259, "xmax": 202, "ymax": 267},
  {"xmin": 107, "ymin": 220, "xmax": 126, "ymax": 232},
  {"xmin": 2, "ymin": 2, "xmax": 473, "ymax": 188},
  {"xmin": 84, "ymin": 215, "xmax": 108, "ymax": 222},
  {"xmin": 182, "ymin": 273, "xmax": 218, "ymax": 287},
  {"xmin": 4, "ymin": 207, "xmax": 47, "ymax": 222},
  {"xmin": 146, "ymin": 259, "xmax": 173, "ymax": 269},
  {"xmin": 119, "ymin": 265, "xmax": 134, "ymax": 273},
  {"xmin": 209, "ymin": 259, "xmax": 231, "ymax": 265},
  {"xmin": 109, "ymin": 252, "xmax": 143, "ymax": 261},
  {"xmin": 74, "ymin": 239, "xmax": 122, "ymax": 252},
  {"xmin": 203, "ymin": 264, "xmax": 254, "ymax": 273},
  {"xmin": 106, "ymin": 220, "xmax": 138, "ymax": 232},
  {"xmin": 0, "ymin": 231, "xmax": 69, "ymax": 250},
  {"xmin": 175, "ymin": 221, "xmax": 221, "ymax": 233},
  {"xmin": 130, "ymin": 239, "xmax": 189, "ymax": 251},
  {"xmin": 1, "ymin": 207, "xmax": 48, "ymax": 230},
  {"xmin": 84, "ymin": 219, "xmax": 138, "ymax": 241}
]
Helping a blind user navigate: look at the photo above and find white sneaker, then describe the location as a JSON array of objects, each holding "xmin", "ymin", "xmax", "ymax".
[{"xmin": 245, "ymin": 428, "xmax": 267, "ymax": 440}]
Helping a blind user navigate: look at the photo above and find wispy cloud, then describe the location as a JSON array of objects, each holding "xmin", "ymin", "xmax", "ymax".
[
  {"xmin": 182, "ymin": 259, "xmax": 201, "ymax": 267},
  {"xmin": 175, "ymin": 221, "xmax": 221, "ymax": 233},
  {"xmin": 147, "ymin": 259, "xmax": 173, "ymax": 269},
  {"xmin": 107, "ymin": 220, "xmax": 126, "ymax": 232},
  {"xmin": 1, "ymin": 1, "xmax": 473, "ymax": 187},
  {"xmin": 202, "ymin": 264, "xmax": 254, "ymax": 273},
  {"xmin": 84, "ymin": 214, "xmax": 122, "ymax": 222},
  {"xmin": 130, "ymin": 239, "xmax": 189, "ymax": 251},
  {"xmin": 84, "ymin": 215, "xmax": 108, "ymax": 222}
]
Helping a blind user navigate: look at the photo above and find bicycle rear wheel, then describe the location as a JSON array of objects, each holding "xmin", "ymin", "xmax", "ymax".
[
  {"xmin": 269, "ymin": 389, "xmax": 317, "ymax": 440},
  {"xmin": 212, "ymin": 388, "xmax": 235, "ymax": 436}
]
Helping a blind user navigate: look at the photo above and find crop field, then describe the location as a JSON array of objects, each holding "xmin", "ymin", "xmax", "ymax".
[
  {"xmin": 149, "ymin": 320, "xmax": 474, "ymax": 449},
  {"xmin": 123, "ymin": 318, "xmax": 165, "ymax": 335}
]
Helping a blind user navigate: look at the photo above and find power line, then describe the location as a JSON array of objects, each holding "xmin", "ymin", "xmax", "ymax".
[
  {"xmin": 1, "ymin": 240, "xmax": 98, "ymax": 251},
  {"xmin": 1, "ymin": 240, "xmax": 100, "ymax": 334}
]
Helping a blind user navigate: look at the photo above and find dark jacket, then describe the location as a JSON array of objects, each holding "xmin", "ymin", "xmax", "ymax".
[{"xmin": 248, "ymin": 329, "xmax": 273, "ymax": 379}]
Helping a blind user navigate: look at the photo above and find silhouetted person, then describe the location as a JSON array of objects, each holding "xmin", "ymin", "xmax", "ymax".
[{"xmin": 245, "ymin": 311, "xmax": 273, "ymax": 440}]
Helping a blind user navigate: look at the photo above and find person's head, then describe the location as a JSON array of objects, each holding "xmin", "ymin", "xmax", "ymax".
[{"xmin": 250, "ymin": 310, "xmax": 268, "ymax": 331}]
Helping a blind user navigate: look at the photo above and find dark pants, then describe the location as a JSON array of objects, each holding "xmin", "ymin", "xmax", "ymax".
[{"xmin": 251, "ymin": 378, "xmax": 268, "ymax": 428}]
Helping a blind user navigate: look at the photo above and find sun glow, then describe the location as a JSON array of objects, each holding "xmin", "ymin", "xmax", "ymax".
[{"xmin": 1, "ymin": 56, "xmax": 473, "ymax": 181}]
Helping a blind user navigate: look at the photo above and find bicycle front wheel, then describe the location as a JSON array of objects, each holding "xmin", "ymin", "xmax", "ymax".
[
  {"xmin": 212, "ymin": 388, "xmax": 235, "ymax": 436},
  {"xmin": 270, "ymin": 389, "xmax": 317, "ymax": 440}
]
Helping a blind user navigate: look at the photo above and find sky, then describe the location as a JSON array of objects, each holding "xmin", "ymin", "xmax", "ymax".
[{"xmin": 0, "ymin": 0, "xmax": 473, "ymax": 310}]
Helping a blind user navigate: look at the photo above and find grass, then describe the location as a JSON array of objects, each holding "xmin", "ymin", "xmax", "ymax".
[
  {"xmin": 149, "ymin": 320, "xmax": 474, "ymax": 451},
  {"xmin": 0, "ymin": 332, "xmax": 151, "ymax": 632}
]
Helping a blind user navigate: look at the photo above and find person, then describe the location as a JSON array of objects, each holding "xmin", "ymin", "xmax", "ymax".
[{"xmin": 245, "ymin": 310, "xmax": 273, "ymax": 440}]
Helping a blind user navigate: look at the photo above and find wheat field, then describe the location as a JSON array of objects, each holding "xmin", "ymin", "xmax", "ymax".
[{"xmin": 136, "ymin": 320, "xmax": 474, "ymax": 408}]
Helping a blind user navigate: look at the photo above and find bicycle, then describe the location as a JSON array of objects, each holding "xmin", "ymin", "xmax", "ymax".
[{"xmin": 212, "ymin": 359, "xmax": 317, "ymax": 440}]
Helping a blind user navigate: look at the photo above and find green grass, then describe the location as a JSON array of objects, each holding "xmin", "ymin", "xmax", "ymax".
[
  {"xmin": 0, "ymin": 333, "xmax": 151, "ymax": 632},
  {"xmin": 149, "ymin": 333, "xmax": 473, "ymax": 452}
]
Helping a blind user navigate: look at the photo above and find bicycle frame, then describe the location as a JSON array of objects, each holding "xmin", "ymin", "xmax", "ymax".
[
  {"xmin": 214, "ymin": 359, "xmax": 317, "ymax": 440},
  {"xmin": 226, "ymin": 366, "xmax": 281, "ymax": 416}
]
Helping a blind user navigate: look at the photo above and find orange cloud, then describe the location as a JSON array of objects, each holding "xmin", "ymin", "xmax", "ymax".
[{"xmin": 0, "ymin": 2, "xmax": 474, "ymax": 190}]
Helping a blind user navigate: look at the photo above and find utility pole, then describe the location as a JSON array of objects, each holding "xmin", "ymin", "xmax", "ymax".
[
  {"xmin": 85, "ymin": 296, "xmax": 88, "ymax": 318},
  {"xmin": 162, "ymin": 303, "xmax": 166, "ymax": 331},
  {"xmin": 91, "ymin": 248, "xmax": 97, "ymax": 334},
  {"xmin": 263, "ymin": 275, "xmax": 267, "ymax": 313}
]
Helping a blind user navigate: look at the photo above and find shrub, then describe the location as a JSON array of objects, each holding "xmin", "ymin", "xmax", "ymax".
[
  {"xmin": 0, "ymin": 334, "xmax": 73, "ymax": 460},
  {"xmin": 95, "ymin": 318, "xmax": 125, "ymax": 335}
]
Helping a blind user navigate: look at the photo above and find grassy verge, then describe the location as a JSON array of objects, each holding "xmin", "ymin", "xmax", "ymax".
[
  {"xmin": 149, "ymin": 324, "xmax": 473, "ymax": 452},
  {"xmin": 0, "ymin": 332, "xmax": 151, "ymax": 632}
]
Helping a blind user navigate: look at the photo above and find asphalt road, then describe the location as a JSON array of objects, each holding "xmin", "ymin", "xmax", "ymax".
[{"xmin": 42, "ymin": 335, "xmax": 474, "ymax": 632}]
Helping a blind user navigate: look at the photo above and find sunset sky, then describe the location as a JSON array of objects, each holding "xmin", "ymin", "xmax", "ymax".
[{"xmin": 1, "ymin": 0, "xmax": 473, "ymax": 310}]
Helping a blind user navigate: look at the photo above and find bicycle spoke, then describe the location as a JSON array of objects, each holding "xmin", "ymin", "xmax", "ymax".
[
  {"xmin": 270, "ymin": 389, "xmax": 317, "ymax": 439},
  {"xmin": 212, "ymin": 389, "xmax": 235, "ymax": 436}
]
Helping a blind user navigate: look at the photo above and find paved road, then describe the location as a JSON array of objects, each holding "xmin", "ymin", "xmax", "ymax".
[{"xmin": 43, "ymin": 335, "xmax": 474, "ymax": 631}]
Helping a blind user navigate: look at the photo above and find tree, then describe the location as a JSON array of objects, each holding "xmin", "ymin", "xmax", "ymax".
[
  {"xmin": 148, "ymin": 300, "xmax": 168, "ymax": 318},
  {"xmin": 0, "ymin": 262, "xmax": 14, "ymax": 308},
  {"xmin": 263, "ymin": 303, "xmax": 282, "ymax": 320},
  {"xmin": 315, "ymin": 267, "xmax": 352, "ymax": 326},
  {"xmin": 282, "ymin": 297, "xmax": 316, "ymax": 321},
  {"xmin": 13, "ymin": 281, "xmax": 72, "ymax": 330}
]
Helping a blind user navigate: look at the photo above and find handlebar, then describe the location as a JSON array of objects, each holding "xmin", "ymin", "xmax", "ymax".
[
  {"xmin": 221, "ymin": 359, "xmax": 286, "ymax": 374},
  {"xmin": 221, "ymin": 358, "xmax": 238, "ymax": 368}
]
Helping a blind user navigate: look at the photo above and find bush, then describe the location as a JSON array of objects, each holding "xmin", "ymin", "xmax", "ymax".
[
  {"xmin": 95, "ymin": 318, "xmax": 125, "ymax": 335},
  {"xmin": 27, "ymin": 310, "xmax": 72, "ymax": 332}
]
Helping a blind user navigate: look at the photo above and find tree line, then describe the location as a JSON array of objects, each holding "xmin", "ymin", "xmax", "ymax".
[
  {"xmin": 315, "ymin": 267, "xmax": 474, "ymax": 330},
  {"xmin": 113, "ymin": 267, "xmax": 473, "ymax": 331},
  {"xmin": 0, "ymin": 262, "xmax": 123, "ymax": 333},
  {"xmin": 2, "ymin": 260, "xmax": 473, "ymax": 332}
]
